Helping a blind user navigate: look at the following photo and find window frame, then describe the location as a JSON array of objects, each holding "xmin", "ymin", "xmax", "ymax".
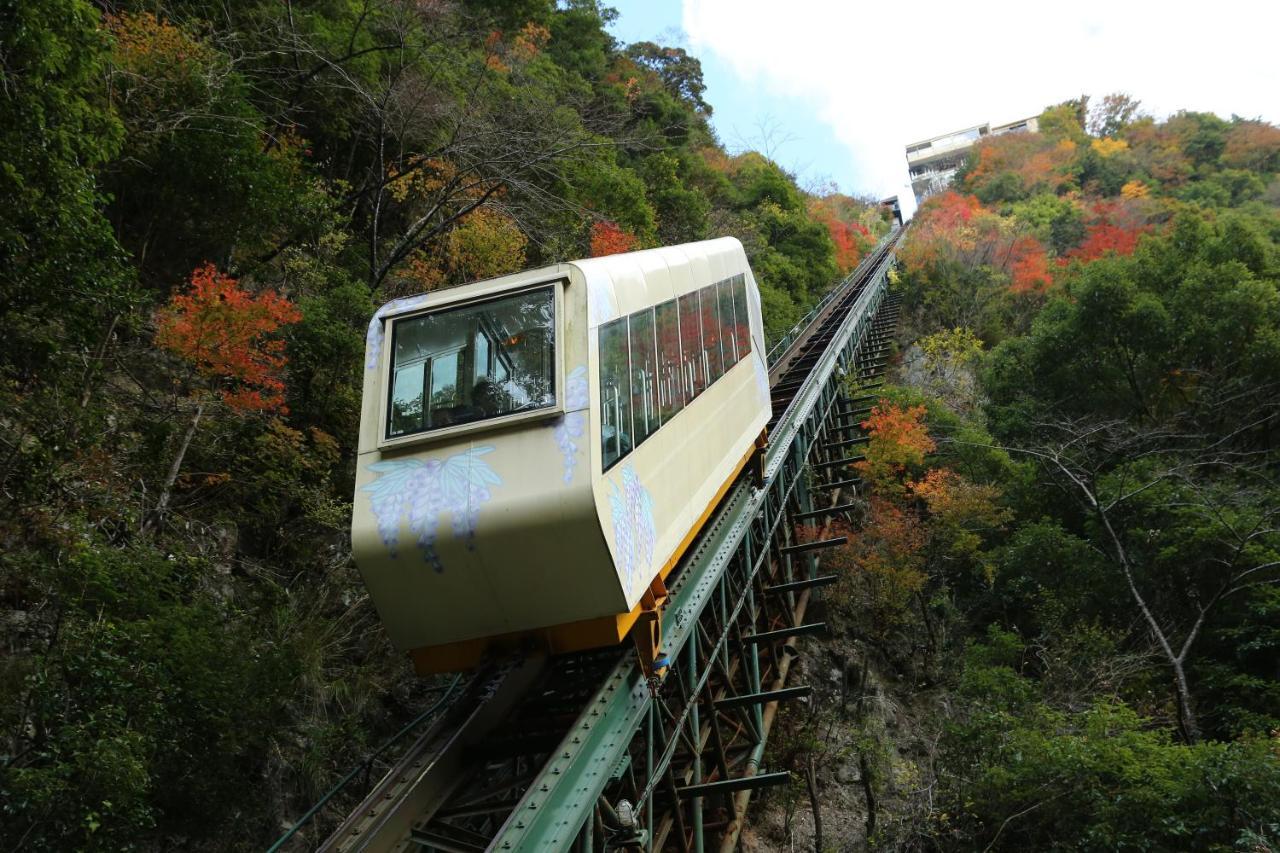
[{"xmin": 377, "ymin": 279, "xmax": 566, "ymax": 450}]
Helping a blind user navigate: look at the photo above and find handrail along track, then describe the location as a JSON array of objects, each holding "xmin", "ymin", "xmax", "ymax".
[{"xmin": 306, "ymin": 227, "xmax": 906, "ymax": 853}]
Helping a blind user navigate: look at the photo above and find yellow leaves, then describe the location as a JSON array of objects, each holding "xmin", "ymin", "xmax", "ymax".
[
  {"xmin": 1056, "ymin": 139, "xmax": 1078, "ymax": 154},
  {"xmin": 104, "ymin": 11, "xmax": 211, "ymax": 70},
  {"xmin": 1121, "ymin": 180, "xmax": 1150, "ymax": 199},
  {"xmin": 445, "ymin": 208, "xmax": 527, "ymax": 282},
  {"xmin": 1091, "ymin": 137, "xmax": 1129, "ymax": 158},
  {"xmin": 920, "ymin": 327, "xmax": 983, "ymax": 366},
  {"xmin": 387, "ymin": 157, "xmax": 457, "ymax": 203},
  {"xmin": 397, "ymin": 207, "xmax": 527, "ymax": 291}
]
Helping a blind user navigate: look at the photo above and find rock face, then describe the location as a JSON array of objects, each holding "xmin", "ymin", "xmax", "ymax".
[{"xmin": 741, "ymin": 634, "xmax": 948, "ymax": 853}]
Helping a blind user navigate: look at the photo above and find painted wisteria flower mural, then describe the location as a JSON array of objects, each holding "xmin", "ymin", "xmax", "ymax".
[
  {"xmin": 608, "ymin": 464, "xmax": 656, "ymax": 593},
  {"xmin": 365, "ymin": 295, "xmax": 430, "ymax": 371},
  {"xmin": 554, "ymin": 366, "xmax": 589, "ymax": 483},
  {"xmin": 361, "ymin": 447, "xmax": 501, "ymax": 572}
]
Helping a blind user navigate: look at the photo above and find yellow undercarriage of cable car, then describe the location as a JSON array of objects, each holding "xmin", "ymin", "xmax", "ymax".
[{"xmin": 352, "ymin": 237, "xmax": 772, "ymax": 674}]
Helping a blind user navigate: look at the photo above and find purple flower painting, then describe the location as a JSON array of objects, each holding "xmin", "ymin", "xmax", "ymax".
[
  {"xmin": 361, "ymin": 447, "xmax": 501, "ymax": 572},
  {"xmin": 608, "ymin": 464, "xmax": 656, "ymax": 594},
  {"xmin": 554, "ymin": 366, "xmax": 589, "ymax": 483}
]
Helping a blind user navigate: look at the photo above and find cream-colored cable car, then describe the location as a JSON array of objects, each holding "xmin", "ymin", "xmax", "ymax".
[{"xmin": 352, "ymin": 237, "xmax": 771, "ymax": 673}]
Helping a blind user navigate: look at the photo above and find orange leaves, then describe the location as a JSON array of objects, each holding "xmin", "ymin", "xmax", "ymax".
[
  {"xmin": 807, "ymin": 194, "xmax": 877, "ymax": 274},
  {"xmin": 590, "ymin": 221, "xmax": 638, "ymax": 257},
  {"xmin": 967, "ymin": 134, "xmax": 1077, "ymax": 197},
  {"xmin": 822, "ymin": 217, "xmax": 872, "ymax": 274},
  {"xmin": 1068, "ymin": 222, "xmax": 1142, "ymax": 262},
  {"xmin": 898, "ymin": 191, "xmax": 985, "ymax": 275},
  {"xmin": 155, "ymin": 264, "xmax": 301, "ymax": 413},
  {"xmin": 909, "ymin": 468, "xmax": 1009, "ymax": 530},
  {"xmin": 512, "ymin": 23, "xmax": 551, "ymax": 63},
  {"xmin": 856, "ymin": 403, "xmax": 935, "ymax": 488},
  {"xmin": 484, "ymin": 22, "xmax": 551, "ymax": 74},
  {"xmin": 1009, "ymin": 235, "xmax": 1053, "ymax": 294},
  {"xmin": 1222, "ymin": 120, "xmax": 1280, "ymax": 172},
  {"xmin": 929, "ymin": 191, "xmax": 983, "ymax": 229}
]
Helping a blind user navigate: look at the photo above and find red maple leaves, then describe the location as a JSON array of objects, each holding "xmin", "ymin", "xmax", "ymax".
[
  {"xmin": 155, "ymin": 263, "xmax": 302, "ymax": 413},
  {"xmin": 590, "ymin": 221, "xmax": 638, "ymax": 257},
  {"xmin": 1061, "ymin": 201, "xmax": 1150, "ymax": 265}
]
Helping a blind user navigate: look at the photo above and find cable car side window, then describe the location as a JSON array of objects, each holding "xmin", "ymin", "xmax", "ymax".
[
  {"xmin": 732, "ymin": 274, "xmax": 752, "ymax": 360},
  {"xmin": 678, "ymin": 291, "xmax": 706, "ymax": 400},
  {"xmin": 717, "ymin": 278, "xmax": 738, "ymax": 366},
  {"xmin": 387, "ymin": 286, "xmax": 556, "ymax": 439},
  {"xmin": 654, "ymin": 298, "xmax": 684, "ymax": 423},
  {"xmin": 629, "ymin": 307, "xmax": 660, "ymax": 446},
  {"xmin": 600, "ymin": 316, "xmax": 632, "ymax": 469},
  {"xmin": 700, "ymin": 284, "xmax": 724, "ymax": 383}
]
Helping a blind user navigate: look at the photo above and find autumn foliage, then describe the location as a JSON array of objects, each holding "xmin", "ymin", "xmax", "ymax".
[
  {"xmin": 900, "ymin": 192, "xmax": 1055, "ymax": 296},
  {"xmin": 855, "ymin": 403, "xmax": 935, "ymax": 489},
  {"xmin": 1061, "ymin": 200, "xmax": 1150, "ymax": 264},
  {"xmin": 819, "ymin": 395, "xmax": 1010, "ymax": 638},
  {"xmin": 1009, "ymin": 235, "xmax": 1053, "ymax": 293},
  {"xmin": 590, "ymin": 220, "xmax": 638, "ymax": 257},
  {"xmin": 155, "ymin": 263, "xmax": 301, "ymax": 413}
]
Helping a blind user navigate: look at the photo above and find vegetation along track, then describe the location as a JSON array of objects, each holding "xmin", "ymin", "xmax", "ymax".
[{"xmin": 294, "ymin": 229, "xmax": 906, "ymax": 853}]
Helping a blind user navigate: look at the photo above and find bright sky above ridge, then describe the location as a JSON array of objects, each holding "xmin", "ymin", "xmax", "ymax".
[{"xmin": 608, "ymin": 0, "xmax": 1280, "ymax": 217}]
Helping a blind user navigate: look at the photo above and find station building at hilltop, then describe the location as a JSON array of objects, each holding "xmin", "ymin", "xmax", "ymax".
[{"xmin": 906, "ymin": 115, "xmax": 1039, "ymax": 204}]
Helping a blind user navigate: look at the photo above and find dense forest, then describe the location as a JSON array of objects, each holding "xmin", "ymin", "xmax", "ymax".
[
  {"xmin": 0, "ymin": 1, "xmax": 889, "ymax": 848},
  {"xmin": 754, "ymin": 98, "xmax": 1280, "ymax": 850}
]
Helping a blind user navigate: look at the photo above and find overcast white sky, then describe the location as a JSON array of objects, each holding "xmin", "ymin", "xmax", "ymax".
[{"xmin": 677, "ymin": 0, "xmax": 1279, "ymax": 215}]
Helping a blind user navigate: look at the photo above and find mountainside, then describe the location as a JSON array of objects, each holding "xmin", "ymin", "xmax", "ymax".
[{"xmin": 747, "ymin": 97, "xmax": 1280, "ymax": 851}]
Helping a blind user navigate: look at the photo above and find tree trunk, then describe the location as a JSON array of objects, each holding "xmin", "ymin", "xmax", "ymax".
[
  {"xmin": 69, "ymin": 313, "xmax": 119, "ymax": 442},
  {"xmin": 1171, "ymin": 659, "xmax": 1201, "ymax": 744},
  {"xmin": 806, "ymin": 754, "xmax": 823, "ymax": 853},
  {"xmin": 859, "ymin": 751, "xmax": 877, "ymax": 841},
  {"xmin": 147, "ymin": 399, "xmax": 204, "ymax": 532}
]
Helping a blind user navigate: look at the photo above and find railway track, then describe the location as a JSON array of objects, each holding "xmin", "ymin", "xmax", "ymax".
[{"xmin": 299, "ymin": 227, "xmax": 906, "ymax": 853}]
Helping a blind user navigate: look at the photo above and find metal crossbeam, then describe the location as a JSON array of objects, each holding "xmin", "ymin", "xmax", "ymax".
[
  {"xmin": 675, "ymin": 772, "xmax": 791, "ymax": 799},
  {"xmin": 713, "ymin": 686, "xmax": 812, "ymax": 711},
  {"xmin": 764, "ymin": 575, "xmax": 839, "ymax": 595},
  {"xmin": 779, "ymin": 537, "xmax": 847, "ymax": 555}
]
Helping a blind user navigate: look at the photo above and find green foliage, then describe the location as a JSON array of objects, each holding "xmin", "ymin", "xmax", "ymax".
[
  {"xmin": 939, "ymin": 634, "xmax": 1280, "ymax": 851},
  {"xmin": 0, "ymin": 0, "xmax": 132, "ymax": 367},
  {"xmin": 983, "ymin": 208, "xmax": 1279, "ymax": 433},
  {"xmin": 894, "ymin": 95, "xmax": 1280, "ymax": 850}
]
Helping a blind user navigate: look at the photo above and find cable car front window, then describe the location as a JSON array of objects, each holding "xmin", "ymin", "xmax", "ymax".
[{"xmin": 386, "ymin": 286, "xmax": 556, "ymax": 438}]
